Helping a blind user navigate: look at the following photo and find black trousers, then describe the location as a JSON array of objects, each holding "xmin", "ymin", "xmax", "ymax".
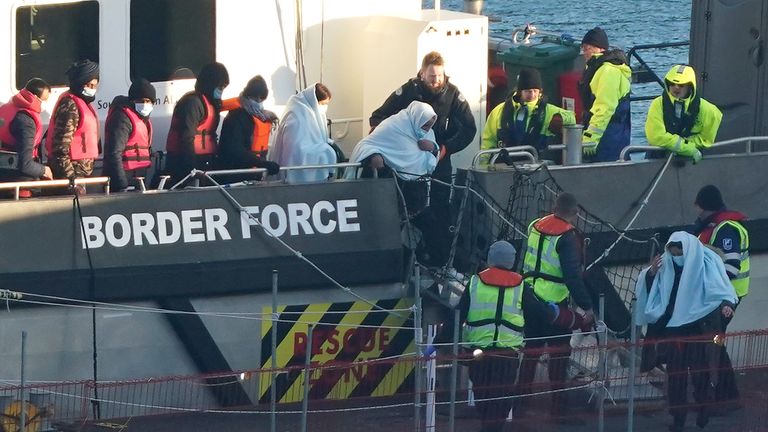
[
  {"xmin": 714, "ymin": 299, "xmax": 740, "ymax": 402},
  {"xmin": 665, "ymin": 335, "xmax": 711, "ymax": 421},
  {"xmin": 517, "ymin": 310, "xmax": 572, "ymax": 414},
  {"xmin": 468, "ymin": 350, "xmax": 521, "ymax": 432}
]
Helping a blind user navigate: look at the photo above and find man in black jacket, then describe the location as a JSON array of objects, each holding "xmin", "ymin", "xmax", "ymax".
[
  {"xmin": 218, "ymin": 75, "xmax": 280, "ymax": 182},
  {"xmin": 0, "ymin": 78, "xmax": 53, "ymax": 185},
  {"xmin": 102, "ymin": 78, "xmax": 156, "ymax": 191},
  {"xmin": 370, "ymin": 51, "xmax": 477, "ymax": 266}
]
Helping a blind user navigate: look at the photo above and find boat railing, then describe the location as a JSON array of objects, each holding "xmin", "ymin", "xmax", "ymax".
[
  {"xmin": 619, "ymin": 136, "xmax": 768, "ymax": 161},
  {"xmin": 328, "ymin": 117, "xmax": 363, "ymax": 141},
  {"xmin": 170, "ymin": 163, "xmax": 363, "ymax": 189},
  {"xmin": 471, "ymin": 146, "xmax": 538, "ymax": 167},
  {"xmin": 625, "ymin": 41, "xmax": 690, "ymax": 102},
  {"xmin": 0, "ymin": 177, "xmax": 110, "ymax": 200}
]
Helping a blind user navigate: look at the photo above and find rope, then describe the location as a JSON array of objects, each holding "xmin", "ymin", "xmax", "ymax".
[
  {"xmin": 585, "ymin": 153, "xmax": 673, "ymax": 271},
  {"xmin": 194, "ymin": 170, "xmax": 406, "ymax": 318}
]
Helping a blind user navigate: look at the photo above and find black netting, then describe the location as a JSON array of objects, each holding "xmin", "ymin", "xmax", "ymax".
[{"xmin": 451, "ymin": 165, "xmax": 662, "ymax": 338}]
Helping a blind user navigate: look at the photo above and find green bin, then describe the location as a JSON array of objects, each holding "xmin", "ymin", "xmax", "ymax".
[{"xmin": 497, "ymin": 37, "xmax": 581, "ymax": 103}]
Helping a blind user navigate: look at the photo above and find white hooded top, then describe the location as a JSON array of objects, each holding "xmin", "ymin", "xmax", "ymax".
[
  {"xmin": 268, "ymin": 84, "xmax": 337, "ymax": 183},
  {"xmin": 349, "ymin": 101, "xmax": 438, "ymax": 180}
]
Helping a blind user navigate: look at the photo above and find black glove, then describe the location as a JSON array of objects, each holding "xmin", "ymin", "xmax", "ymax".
[
  {"xmin": 495, "ymin": 148, "xmax": 510, "ymax": 165},
  {"xmin": 262, "ymin": 161, "xmax": 281, "ymax": 176}
]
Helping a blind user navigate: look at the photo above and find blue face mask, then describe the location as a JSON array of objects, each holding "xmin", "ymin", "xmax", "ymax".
[
  {"xmin": 135, "ymin": 102, "xmax": 153, "ymax": 117},
  {"xmin": 672, "ymin": 255, "xmax": 685, "ymax": 267},
  {"xmin": 213, "ymin": 88, "xmax": 223, "ymax": 100}
]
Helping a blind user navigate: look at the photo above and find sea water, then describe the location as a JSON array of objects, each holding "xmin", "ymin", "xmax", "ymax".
[{"xmin": 427, "ymin": 0, "xmax": 693, "ymax": 144}]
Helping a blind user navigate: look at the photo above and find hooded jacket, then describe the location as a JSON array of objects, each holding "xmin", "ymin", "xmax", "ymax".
[
  {"xmin": 645, "ymin": 65, "xmax": 723, "ymax": 156},
  {"xmin": 579, "ymin": 50, "xmax": 632, "ymax": 161},
  {"xmin": 0, "ymin": 89, "xmax": 47, "ymax": 179}
]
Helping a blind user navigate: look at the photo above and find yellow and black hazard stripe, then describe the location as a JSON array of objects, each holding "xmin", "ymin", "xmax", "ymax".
[{"xmin": 258, "ymin": 298, "xmax": 414, "ymax": 403}]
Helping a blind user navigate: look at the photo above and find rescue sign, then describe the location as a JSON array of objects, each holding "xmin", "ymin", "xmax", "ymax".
[{"xmin": 258, "ymin": 298, "xmax": 415, "ymax": 403}]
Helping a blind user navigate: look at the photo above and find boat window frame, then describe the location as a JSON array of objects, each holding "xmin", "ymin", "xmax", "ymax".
[
  {"xmin": 13, "ymin": 1, "xmax": 101, "ymax": 89},
  {"xmin": 128, "ymin": 0, "xmax": 217, "ymax": 83}
]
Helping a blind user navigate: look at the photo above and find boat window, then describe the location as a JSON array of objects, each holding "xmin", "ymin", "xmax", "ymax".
[
  {"xmin": 15, "ymin": 2, "xmax": 100, "ymax": 89},
  {"xmin": 130, "ymin": 0, "xmax": 216, "ymax": 82}
]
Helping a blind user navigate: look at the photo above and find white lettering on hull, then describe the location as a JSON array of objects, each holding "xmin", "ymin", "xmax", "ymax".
[{"xmin": 80, "ymin": 200, "xmax": 360, "ymax": 249}]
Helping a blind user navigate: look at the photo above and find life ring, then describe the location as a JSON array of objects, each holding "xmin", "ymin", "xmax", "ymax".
[{"xmin": 1, "ymin": 400, "xmax": 42, "ymax": 432}]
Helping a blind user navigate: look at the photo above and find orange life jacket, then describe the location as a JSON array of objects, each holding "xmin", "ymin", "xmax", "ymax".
[
  {"xmin": 251, "ymin": 117, "xmax": 271, "ymax": 155},
  {"xmin": 45, "ymin": 92, "xmax": 100, "ymax": 161},
  {"xmin": 0, "ymin": 89, "xmax": 44, "ymax": 158},
  {"xmin": 166, "ymin": 93, "xmax": 217, "ymax": 155},
  {"xmin": 107, "ymin": 106, "xmax": 152, "ymax": 171}
]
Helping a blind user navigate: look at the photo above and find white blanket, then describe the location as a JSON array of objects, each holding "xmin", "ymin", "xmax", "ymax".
[
  {"xmin": 635, "ymin": 231, "xmax": 738, "ymax": 327},
  {"xmin": 268, "ymin": 84, "xmax": 336, "ymax": 183},
  {"xmin": 349, "ymin": 101, "xmax": 438, "ymax": 180}
]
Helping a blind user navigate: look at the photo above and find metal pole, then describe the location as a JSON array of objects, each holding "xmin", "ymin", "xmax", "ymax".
[
  {"xmin": 301, "ymin": 324, "xmax": 314, "ymax": 432},
  {"xmin": 563, "ymin": 124, "xmax": 584, "ymax": 165},
  {"xmin": 449, "ymin": 308, "xmax": 460, "ymax": 432},
  {"xmin": 628, "ymin": 297, "xmax": 637, "ymax": 432},
  {"xmin": 270, "ymin": 270, "xmax": 278, "ymax": 432},
  {"xmin": 597, "ymin": 294, "xmax": 606, "ymax": 432},
  {"xmin": 20, "ymin": 331, "xmax": 27, "ymax": 432},
  {"xmin": 414, "ymin": 266, "xmax": 423, "ymax": 432}
]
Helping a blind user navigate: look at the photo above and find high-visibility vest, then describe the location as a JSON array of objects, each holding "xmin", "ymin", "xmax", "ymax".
[
  {"xmin": 709, "ymin": 220, "xmax": 750, "ymax": 297},
  {"xmin": 523, "ymin": 214, "xmax": 575, "ymax": 303},
  {"xmin": 463, "ymin": 268, "xmax": 525, "ymax": 349},
  {"xmin": 45, "ymin": 92, "xmax": 100, "ymax": 160}
]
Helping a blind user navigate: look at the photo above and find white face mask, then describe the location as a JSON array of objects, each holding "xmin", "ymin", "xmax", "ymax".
[
  {"xmin": 82, "ymin": 87, "xmax": 97, "ymax": 98},
  {"xmin": 135, "ymin": 102, "xmax": 153, "ymax": 117},
  {"xmin": 317, "ymin": 104, "xmax": 328, "ymax": 116},
  {"xmin": 671, "ymin": 255, "xmax": 685, "ymax": 267},
  {"xmin": 213, "ymin": 88, "xmax": 223, "ymax": 100}
]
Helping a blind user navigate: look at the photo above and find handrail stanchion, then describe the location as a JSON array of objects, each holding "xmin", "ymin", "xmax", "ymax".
[
  {"xmin": 270, "ymin": 270, "xmax": 279, "ymax": 432},
  {"xmin": 628, "ymin": 297, "xmax": 637, "ymax": 432},
  {"xmin": 563, "ymin": 124, "xmax": 584, "ymax": 165},
  {"xmin": 448, "ymin": 308, "xmax": 460, "ymax": 432},
  {"xmin": 598, "ymin": 294, "xmax": 606, "ymax": 432},
  {"xmin": 414, "ymin": 266, "xmax": 423, "ymax": 432},
  {"xmin": 300, "ymin": 324, "xmax": 313, "ymax": 432}
]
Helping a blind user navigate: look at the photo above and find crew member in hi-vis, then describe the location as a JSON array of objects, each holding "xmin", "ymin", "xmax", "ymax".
[{"xmin": 459, "ymin": 240, "xmax": 526, "ymax": 432}]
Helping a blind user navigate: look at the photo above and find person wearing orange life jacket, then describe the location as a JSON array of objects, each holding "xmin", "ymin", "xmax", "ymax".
[
  {"xmin": 218, "ymin": 75, "xmax": 280, "ymax": 182},
  {"xmin": 165, "ymin": 62, "xmax": 229, "ymax": 186},
  {"xmin": 102, "ymin": 78, "xmax": 157, "ymax": 192},
  {"xmin": 458, "ymin": 240, "xmax": 528, "ymax": 432},
  {"xmin": 0, "ymin": 78, "xmax": 53, "ymax": 184},
  {"xmin": 46, "ymin": 60, "xmax": 100, "ymax": 183},
  {"xmin": 517, "ymin": 192, "xmax": 595, "ymax": 423}
]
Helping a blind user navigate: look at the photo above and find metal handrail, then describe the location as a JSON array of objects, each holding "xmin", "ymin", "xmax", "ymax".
[
  {"xmin": 471, "ymin": 146, "xmax": 539, "ymax": 167},
  {"xmin": 328, "ymin": 117, "xmax": 363, "ymax": 141},
  {"xmin": 0, "ymin": 177, "xmax": 111, "ymax": 200},
  {"xmin": 618, "ymin": 145, "xmax": 659, "ymax": 161},
  {"xmin": 619, "ymin": 136, "xmax": 768, "ymax": 161},
  {"xmin": 171, "ymin": 163, "xmax": 363, "ymax": 190}
]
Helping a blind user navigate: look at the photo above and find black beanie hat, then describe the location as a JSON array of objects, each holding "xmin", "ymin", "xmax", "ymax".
[
  {"xmin": 695, "ymin": 185, "xmax": 725, "ymax": 211},
  {"xmin": 582, "ymin": 27, "xmax": 609, "ymax": 50},
  {"xmin": 66, "ymin": 59, "xmax": 100, "ymax": 88},
  {"xmin": 128, "ymin": 78, "xmax": 156, "ymax": 102},
  {"xmin": 195, "ymin": 62, "xmax": 230, "ymax": 96},
  {"xmin": 242, "ymin": 75, "xmax": 269, "ymax": 100},
  {"xmin": 516, "ymin": 68, "xmax": 543, "ymax": 91}
]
